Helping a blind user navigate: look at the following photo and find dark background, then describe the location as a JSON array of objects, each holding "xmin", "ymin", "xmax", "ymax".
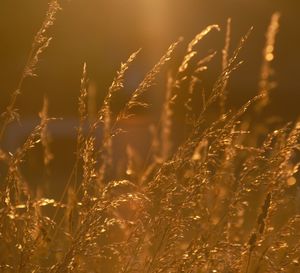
[{"xmin": 0, "ymin": 0, "xmax": 299, "ymax": 194}]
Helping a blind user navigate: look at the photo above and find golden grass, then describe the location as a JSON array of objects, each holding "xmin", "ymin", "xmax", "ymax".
[{"xmin": 0, "ymin": 3, "xmax": 299, "ymax": 273}]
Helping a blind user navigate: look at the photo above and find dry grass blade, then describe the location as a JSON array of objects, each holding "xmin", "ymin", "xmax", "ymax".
[
  {"xmin": 256, "ymin": 12, "xmax": 281, "ymax": 110},
  {"xmin": 187, "ymin": 24, "xmax": 220, "ymax": 53},
  {"xmin": 39, "ymin": 95, "xmax": 53, "ymax": 167},
  {"xmin": 161, "ymin": 72, "xmax": 175, "ymax": 160},
  {"xmin": 92, "ymin": 49, "xmax": 141, "ymax": 132},
  {"xmin": 220, "ymin": 18, "xmax": 232, "ymax": 115},
  {"xmin": 77, "ymin": 62, "xmax": 89, "ymax": 158},
  {"xmin": 0, "ymin": 0, "xmax": 61, "ymax": 142},
  {"xmin": 202, "ymin": 27, "xmax": 253, "ymax": 115},
  {"xmin": 119, "ymin": 38, "xmax": 182, "ymax": 119}
]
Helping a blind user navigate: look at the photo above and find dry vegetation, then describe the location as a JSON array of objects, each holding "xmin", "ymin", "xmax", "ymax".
[{"xmin": 0, "ymin": 1, "xmax": 299, "ymax": 273}]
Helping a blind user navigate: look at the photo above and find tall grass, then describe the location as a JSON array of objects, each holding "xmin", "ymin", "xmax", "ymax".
[{"xmin": 0, "ymin": 3, "xmax": 299, "ymax": 273}]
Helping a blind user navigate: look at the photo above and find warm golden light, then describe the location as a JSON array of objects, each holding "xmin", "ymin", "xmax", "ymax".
[{"xmin": 0, "ymin": 1, "xmax": 299, "ymax": 272}]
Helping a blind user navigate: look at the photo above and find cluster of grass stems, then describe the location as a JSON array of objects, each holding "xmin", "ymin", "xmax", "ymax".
[{"xmin": 0, "ymin": 1, "xmax": 299, "ymax": 272}]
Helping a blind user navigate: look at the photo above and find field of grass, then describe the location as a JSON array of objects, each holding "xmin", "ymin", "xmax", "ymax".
[{"xmin": 0, "ymin": 1, "xmax": 299, "ymax": 272}]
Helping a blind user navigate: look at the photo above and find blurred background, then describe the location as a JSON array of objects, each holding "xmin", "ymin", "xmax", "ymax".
[{"xmin": 0, "ymin": 0, "xmax": 299, "ymax": 195}]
